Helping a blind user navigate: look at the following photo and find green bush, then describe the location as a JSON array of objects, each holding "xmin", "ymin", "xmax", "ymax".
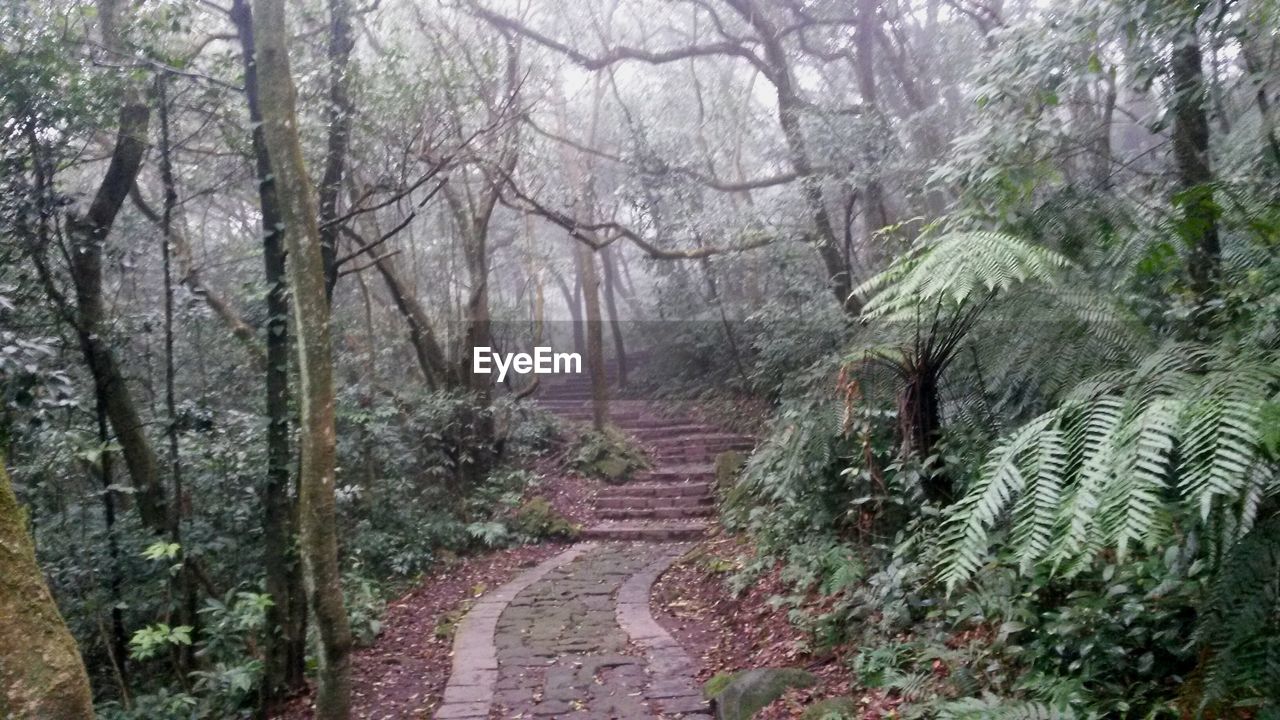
[
  {"xmin": 509, "ymin": 497, "xmax": 579, "ymax": 541},
  {"xmin": 567, "ymin": 426, "xmax": 650, "ymax": 483}
]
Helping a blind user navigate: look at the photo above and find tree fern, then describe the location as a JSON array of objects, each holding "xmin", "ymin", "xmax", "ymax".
[
  {"xmin": 941, "ymin": 340, "xmax": 1280, "ymax": 590},
  {"xmin": 855, "ymin": 231, "xmax": 1073, "ymax": 322}
]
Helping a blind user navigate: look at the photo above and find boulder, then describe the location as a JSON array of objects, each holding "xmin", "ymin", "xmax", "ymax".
[
  {"xmin": 704, "ymin": 667, "xmax": 818, "ymax": 720},
  {"xmin": 800, "ymin": 697, "xmax": 856, "ymax": 720}
]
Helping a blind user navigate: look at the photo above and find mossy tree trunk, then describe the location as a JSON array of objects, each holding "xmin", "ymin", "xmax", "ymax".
[
  {"xmin": 1170, "ymin": 19, "xmax": 1220, "ymax": 314},
  {"xmin": 0, "ymin": 455, "xmax": 95, "ymax": 719},
  {"xmin": 250, "ymin": 0, "xmax": 353, "ymax": 716},
  {"xmin": 229, "ymin": 0, "xmax": 308, "ymax": 706},
  {"xmin": 579, "ymin": 243, "xmax": 610, "ymax": 430}
]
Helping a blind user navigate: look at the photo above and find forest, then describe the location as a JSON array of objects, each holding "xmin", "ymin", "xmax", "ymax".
[{"xmin": 0, "ymin": 0, "xmax": 1277, "ymax": 717}]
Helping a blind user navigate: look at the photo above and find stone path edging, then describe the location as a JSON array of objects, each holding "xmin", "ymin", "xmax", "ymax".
[
  {"xmin": 435, "ymin": 543, "xmax": 593, "ymax": 719},
  {"xmin": 616, "ymin": 543, "xmax": 710, "ymax": 717}
]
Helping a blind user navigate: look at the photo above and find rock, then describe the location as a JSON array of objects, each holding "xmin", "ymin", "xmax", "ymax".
[
  {"xmin": 800, "ymin": 697, "xmax": 857, "ymax": 720},
  {"xmin": 714, "ymin": 450, "xmax": 746, "ymax": 492},
  {"xmin": 704, "ymin": 667, "xmax": 818, "ymax": 720}
]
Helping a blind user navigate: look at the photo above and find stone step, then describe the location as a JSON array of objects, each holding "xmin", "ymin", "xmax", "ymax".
[
  {"xmin": 635, "ymin": 465, "xmax": 716, "ymax": 482},
  {"xmin": 553, "ymin": 411, "xmax": 648, "ymax": 423},
  {"xmin": 597, "ymin": 482, "xmax": 711, "ymax": 499},
  {"xmin": 580, "ymin": 521, "xmax": 707, "ymax": 541},
  {"xmin": 538, "ymin": 391, "xmax": 616, "ymax": 401},
  {"xmin": 535, "ymin": 402, "xmax": 591, "ymax": 411},
  {"xmin": 649, "ymin": 447, "xmax": 753, "ymax": 460},
  {"xmin": 599, "ymin": 506, "xmax": 714, "ymax": 520},
  {"xmin": 645, "ymin": 433, "xmax": 753, "ymax": 447},
  {"xmin": 630, "ymin": 426, "xmax": 723, "ymax": 440},
  {"xmin": 655, "ymin": 438, "xmax": 752, "ymax": 453},
  {"xmin": 596, "ymin": 494, "xmax": 714, "ymax": 510}
]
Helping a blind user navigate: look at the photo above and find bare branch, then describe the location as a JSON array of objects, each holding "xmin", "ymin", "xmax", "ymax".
[
  {"xmin": 499, "ymin": 171, "xmax": 772, "ymax": 260},
  {"xmin": 467, "ymin": 1, "xmax": 775, "ymax": 79}
]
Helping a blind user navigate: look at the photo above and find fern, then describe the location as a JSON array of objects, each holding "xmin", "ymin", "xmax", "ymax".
[
  {"xmin": 1195, "ymin": 515, "xmax": 1280, "ymax": 711},
  {"xmin": 941, "ymin": 339, "xmax": 1280, "ymax": 590},
  {"xmin": 855, "ymin": 231, "xmax": 1073, "ymax": 321},
  {"xmin": 935, "ymin": 697, "xmax": 1082, "ymax": 720}
]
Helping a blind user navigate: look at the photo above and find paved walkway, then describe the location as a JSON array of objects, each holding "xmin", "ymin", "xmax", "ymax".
[
  {"xmin": 436, "ymin": 542, "xmax": 708, "ymax": 719},
  {"xmin": 437, "ymin": 377, "xmax": 753, "ymax": 719}
]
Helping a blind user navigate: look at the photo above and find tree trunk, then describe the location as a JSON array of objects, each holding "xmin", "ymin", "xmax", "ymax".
[
  {"xmin": 854, "ymin": 0, "xmax": 893, "ymax": 251},
  {"xmin": 724, "ymin": 0, "xmax": 855, "ymax": 311},
  {"xmin": 128, "ymin": 188, "xmax": 264, "ymax": 366},
  {"xmin": 600, "ymin": 245, "xmax": 627, "ymax": 388},
  {"xmin": 94, "ymin": 392, "xmax": 131, "ymax": 700},
  {"xmin": 230, "ymin": 0, "xmax": 308, "ymax": 705},
  {"xmin": 251, "ymin": 0, "xmax": 353, "ymax": 717},
  {"xmin": 156, "ymin": 75, "xmax": 200, "ymax": 673},
  {"xmin": 63, "ymin": 1, "xmax": 167, "ymax": 532},
  {"xmin": 319, "ymin": 0, "xmax": 355, "ymax": 299},
  {"xmin": 458, "ymin": 220, "xmax": 493, "ymax": 399},
  {"xmin": 0, "ymin": 454, "xmax": 95, "ymax": 720},
  {"xmin": 346, "ymin": 225, "xmax": 447, "ymax": 387},
  {"xmin": 1170, "ymin": 23, "xmax": 1220, "ymax": 312},
  {"xmin": 578, "ymin": 244, "xmax": 610, "ymax": 430},
  {"xmin": 897, "ymin": 369, "xmax": 950, "ymax": 504}
]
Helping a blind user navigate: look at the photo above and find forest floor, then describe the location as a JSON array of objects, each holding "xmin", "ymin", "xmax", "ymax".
[{"xmin": 652, "ymin": 535, "xmax": 894, "ymax": 719}]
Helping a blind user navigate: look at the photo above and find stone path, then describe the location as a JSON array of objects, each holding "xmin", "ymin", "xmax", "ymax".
[{"xmin": 436, "ymin": 373, "xmax": 753, "ymax": 719}]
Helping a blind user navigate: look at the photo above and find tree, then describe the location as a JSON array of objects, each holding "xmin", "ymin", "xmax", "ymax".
[
  {"xmin": 250, "ymin": 0, "xmax": 353, "ymax": 716},
  {"xmin": 229, "ymin": 0, "xmax": 308, "ymax": 703},
  {"xmin": 33, "ymin": 0, "xmax": 170, "ymax": 535},
  {"xmin": 0, "ymin": 454, "xmax": 94, "ymax": 719},
  {"xmin": 1169, "ymin": 12, "xmax": 1221, "ymax": 315}
]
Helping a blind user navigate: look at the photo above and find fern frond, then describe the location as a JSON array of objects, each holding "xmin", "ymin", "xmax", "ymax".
[
  {"xmin": 1195, "ymin": 515, "xmax": 1280, "ymax": 710},
  {"xmin": 941, "ymin": 340, "xmax": 1280, "ymax": 588},
  {"xmin": 857, "ymin": 231, "xmax": 1073, "ymax": 321}
]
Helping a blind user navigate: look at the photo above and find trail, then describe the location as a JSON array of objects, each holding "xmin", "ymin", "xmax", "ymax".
[{"xmin": 434, "ymin": 375, "xmax": 753, "ymax": 719}]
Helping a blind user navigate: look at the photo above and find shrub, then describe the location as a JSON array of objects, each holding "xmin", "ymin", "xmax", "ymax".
[
  {"xmin": 567, "ymin": 426, "xmax": 650, "ymax": 483},
  {"xmin": 510, "ymin": 497, "xmax": 579, "ymax": 541}
]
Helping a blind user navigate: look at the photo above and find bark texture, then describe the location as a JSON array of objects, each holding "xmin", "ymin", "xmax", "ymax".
[
  {"xmin": 1170, "ymin": 23, "xmax": 1220, "ymax": 309},
  {"xmin": 230, "ymin": 0, "xmax": 308, "ymax": 704},
  {"xmin": 578, "ymin": 244, "xmax": 610, "ymax": 430},
  {"xmin": 0, "ymin": 456, "xmax": 95, "ymax": 720},
  {"xmin": 250, "ymin": 0, "xmax": 353, "ymax": 716},
  {"xmin": 63, "ymin": 0, "xmax": 167, "ymax": 533}
]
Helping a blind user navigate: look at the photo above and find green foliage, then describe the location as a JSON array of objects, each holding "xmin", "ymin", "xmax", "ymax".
[
  {"xmin": 101, "ymin": 589, "xmax": 273, "ymax": 719},
  {"xmin": 567, "ymin": 426, "xmax": 649, "ymax": 483},
  {"xmin": 1195, "ymin": 516, "xmax": 1280, "ymax": 711},
  {"xmin": 941, "ymin": 340, "xmax": 1280, "ymax": 589},
  {"xmin": 343, "ymin": 572, "xmax": 387, "ymax": 646},
  {"xmin": 128, "ymin": 623, "xmax": 193, "ymax": 661},
  {"xmin": 934, "ymin": 698, "xmax": 1079, "ymax": 720},
  {"xmin": 855, "ymin": 231, "xmax": 1072, "ymax": 321},
  {"xmin": 509, "ymin": 497, "xmax": 579, "ymax": 541}
]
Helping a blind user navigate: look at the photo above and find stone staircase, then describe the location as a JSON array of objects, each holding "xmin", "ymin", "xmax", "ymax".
[{"xmin": 534, "ymin": 373, "xmax": 754, "ymax": 542}]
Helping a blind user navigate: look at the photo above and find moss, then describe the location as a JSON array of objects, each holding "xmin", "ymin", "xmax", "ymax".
[
  {"xmin": 510, "ymin": 497, "xmax": 579, "ymax": 540},
  {"xmin": 703, "ymin": 671, "xmax": 737, "ymax": 699},
  {"xmin": 567, "ymin": 426, "xmax": 649, "ymax": 484},
  {"xmin": 0, "ymin": 456, "xmax": 94, "ymax": 718},
  {"xmin": 800, "ymin": 697, "xmax": 857, "ymax": 720},
  {"xmin": 714, "ymin": 450, "xmax": 746, "ymax": 493},
  {"xmin": 704, "ymin": 667, "xmax": 818, "ymax": 720}
]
